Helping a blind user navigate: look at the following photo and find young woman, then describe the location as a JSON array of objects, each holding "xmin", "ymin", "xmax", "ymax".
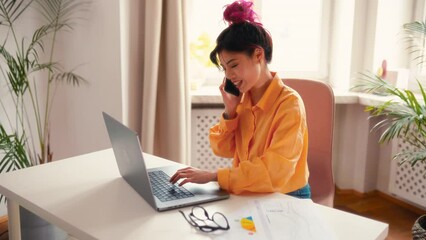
[{"xmin": 170, "ymin": 0, "xmax": 310, "ymax": 199}]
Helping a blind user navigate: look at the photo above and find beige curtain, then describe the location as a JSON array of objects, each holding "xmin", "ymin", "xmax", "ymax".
[{"xmin": 120, "ymin": 0, "xmax": 190, "ymax": 164}]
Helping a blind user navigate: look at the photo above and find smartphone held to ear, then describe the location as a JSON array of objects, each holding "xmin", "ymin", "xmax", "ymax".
[{"xmin": 224, "ymin": 78, "xmax": 240, "ymax": 97}]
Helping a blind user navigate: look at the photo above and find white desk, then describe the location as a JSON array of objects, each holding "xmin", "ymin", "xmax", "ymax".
[{"xmin": 0, "ymin": 149, "xmax": 388, "ymax": 240}]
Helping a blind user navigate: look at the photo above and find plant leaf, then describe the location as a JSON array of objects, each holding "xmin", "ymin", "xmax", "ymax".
[
  {"xmin": 35, "ymin": 0, "xmax": 90, "ymax": 31},
  {"xmin": 52, "ymin": 71, "xmax": 87, "ymax": 86},
  {"xmin": 0, "ymin": 0, "xmax": 34, "ymax": 26}
]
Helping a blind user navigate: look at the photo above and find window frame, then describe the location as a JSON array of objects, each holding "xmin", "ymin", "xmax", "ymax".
[{"xmin": 252, "ymin": 0, "xmax": 331, "ymax": 80}]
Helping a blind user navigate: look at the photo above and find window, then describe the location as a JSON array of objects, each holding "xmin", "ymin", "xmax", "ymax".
[
  {"xmin": 186, "ymin": 0, "xmax": 330, "ymax": 90},
  {"xmin": 258, "ymin": 0, "xmax": 329, "ymax": 79}
]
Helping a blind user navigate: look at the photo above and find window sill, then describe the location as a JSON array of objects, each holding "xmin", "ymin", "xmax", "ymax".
[{"xmin": 191, "ymin": 86, "xmax": 398, "ymax": 106}]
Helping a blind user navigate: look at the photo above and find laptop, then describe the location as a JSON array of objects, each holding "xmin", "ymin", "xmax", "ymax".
[{"xmin": 102, "ymin": 112, "xmax": 229, "ymax": 211}]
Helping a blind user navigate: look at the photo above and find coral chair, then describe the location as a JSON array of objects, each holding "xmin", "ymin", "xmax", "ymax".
[{"xmin": 283, "ymin": 78, "xmax": 335, "ymax": 207}]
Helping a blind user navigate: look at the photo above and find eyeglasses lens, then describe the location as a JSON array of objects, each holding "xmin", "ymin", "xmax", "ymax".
[
  {"xmin": 192, "ymin": 206, "xmax": 209, "ymax": 221},
  {"xmin": 212, "ymin": 213, "xmax": 228, "ymax": 229}
]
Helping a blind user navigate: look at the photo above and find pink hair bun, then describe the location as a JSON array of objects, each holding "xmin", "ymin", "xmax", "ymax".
[{"xmin": 223, "ymin": 0, "xmax": 261, "ymax": 25}]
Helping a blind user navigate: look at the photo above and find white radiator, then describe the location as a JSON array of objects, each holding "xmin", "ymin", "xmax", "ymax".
[
  {"xmin": 191, "ymin": 108, "xmax": 232, "ymax": 172},
  {"xmin": 389, "ymin": 138, "xmax": 426, "ymax": 207}
]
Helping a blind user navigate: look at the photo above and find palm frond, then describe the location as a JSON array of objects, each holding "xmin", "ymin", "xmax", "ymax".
[
  {"xmin": 25, "ymin": 24, "xmax": 52, "ymax": 63},
  {"xmin": 417, "ymin": 79, "xmax": 426, "ymax": 106},
  {"xmin": 394, "ymin": 148, "xmax": 426, "ymax": 167},
  {"xmin": 35, "ymin": 0, "xmax": 90, "ymax": 31},
  {"xmin": 0, "ymin": 124, "xmax": 31, "ymax": 174},
  {"xmin": 0, "ymin": 45, "xmax": 29, "ymax": 96},
  {"xmin": 405, "ymin": 132, "xmax": 426, "ymax": 149},
  {"xmin": 31, "ymin": 61, "xmax": 56, "ymax": 72},
  {"xmin": 375, "ymin": 117, "xmax": 412, "ymax": 143},
  {"xmin": 368, "ymin": 100, "xmax": 394, "ymax": 116},
  {"xmin": 0, "ymin": 0, "xmax": 34, "ymax": 26},
  {"xmin": 52, "ymin": 71, "xmax": 87, "ymax": 86},
  {"xmin": 354, "ymin": 70, "xmax": 426, "ymax": 146},
  {"xmin": 352, "ymin": 71, "xmax": 403, "ymax": 98},
  {"xmin": 404, "ymin": 90, "xmax": 422, "ymax": 114},
  {"xmin": 403, "ymin": 21, "xmax": 426, "ymax": 67}
]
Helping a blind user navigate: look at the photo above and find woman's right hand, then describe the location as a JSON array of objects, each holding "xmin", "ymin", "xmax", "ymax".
[
  {"xmin": 219, "ymin": 78, "xmax": 242, "ymax": 119},
  {"xmin": 169, "ymin": 167, "xmax": 217, "ymax": 186}
]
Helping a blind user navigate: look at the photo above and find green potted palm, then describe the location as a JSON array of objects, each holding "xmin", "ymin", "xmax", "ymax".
[
  {"xmin": 0, "ymin": 0, "xmax": 89, "ymax": 239},
  {"xmin": 353, "ymin": 20, "xmax": 426, "ymax": 239}
]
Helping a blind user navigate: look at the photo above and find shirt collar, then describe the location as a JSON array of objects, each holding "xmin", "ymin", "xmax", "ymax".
[{"xmin": 242, "ymin": 72, "xmax": 283, "ymax": 111}]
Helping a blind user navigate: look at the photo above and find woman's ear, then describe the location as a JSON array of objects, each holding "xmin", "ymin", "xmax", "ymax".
[{"xmin": 254, "ymin": 48, "xmax": 264, "ymax": 62}]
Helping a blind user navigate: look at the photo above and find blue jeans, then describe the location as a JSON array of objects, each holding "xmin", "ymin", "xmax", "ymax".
[{"xmin": 286, "ymin": 184, "xmax": 311, "ymax": 199}]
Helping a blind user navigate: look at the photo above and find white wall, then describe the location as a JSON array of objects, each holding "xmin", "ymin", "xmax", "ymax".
[
  {"xmin": 0, "ymin": 0, "xmax": 122, "ymax": 216},
  {"xmin": 49, "ymin": 0, "xmax": 122, "ymax": 161},
  {"xmin": 333, "ymin": 104, "xmax": 379, "ymax": 192}
]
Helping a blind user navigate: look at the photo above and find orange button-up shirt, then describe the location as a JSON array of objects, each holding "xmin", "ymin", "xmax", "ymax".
[{"xmin": 209, "ymin": 73, "xmax": 309, "ymax": 194}]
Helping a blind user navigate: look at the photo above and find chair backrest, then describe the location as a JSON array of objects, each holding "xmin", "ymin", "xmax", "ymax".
[{"xmin": 283, "ymin": 78, "xmax": 335, "ymax": 207}]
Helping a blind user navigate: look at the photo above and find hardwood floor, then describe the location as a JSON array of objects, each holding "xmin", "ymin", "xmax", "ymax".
[
  {"xmin": 0, "ymin": 216, "xmax": 7, "ymax": 240},
  {"xmin": 334, "ymin": 189, "xmax": 424, "ymax": 240},
  {"xmin": 0, "ymin": 190, "xmax": 423, "ymax": 239}
]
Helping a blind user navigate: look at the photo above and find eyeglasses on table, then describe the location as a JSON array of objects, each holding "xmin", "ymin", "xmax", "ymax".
[{"xmin": 179, "ymin": 205, "xmax": 230, "ymax": 232}]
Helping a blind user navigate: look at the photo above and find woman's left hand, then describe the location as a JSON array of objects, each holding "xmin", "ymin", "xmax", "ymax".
[{"xmin": 169, "ymin": 167, "xmax": 217, "ymax": 186}]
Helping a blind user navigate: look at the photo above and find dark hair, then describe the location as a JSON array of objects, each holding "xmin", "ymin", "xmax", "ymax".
[{"xmin": 209, "ymin": 1, "xmax": 273, "ymax": 67}]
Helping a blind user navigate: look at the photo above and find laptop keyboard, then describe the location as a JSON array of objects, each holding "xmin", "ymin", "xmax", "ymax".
[{"xmin": 148, "ymin": 170, "xmax": 194, "ymax": 202}]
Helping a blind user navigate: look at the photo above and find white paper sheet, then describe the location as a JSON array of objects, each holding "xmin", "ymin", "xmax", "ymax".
[{"xmin": 214, "ymin": 197, "xmax": 337, "ymax": 240}]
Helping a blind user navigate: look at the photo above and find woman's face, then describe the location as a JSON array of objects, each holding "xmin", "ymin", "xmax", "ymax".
[{"xmin": 218, "ymin": 49, "xmax": 262, "ymax": 94}]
